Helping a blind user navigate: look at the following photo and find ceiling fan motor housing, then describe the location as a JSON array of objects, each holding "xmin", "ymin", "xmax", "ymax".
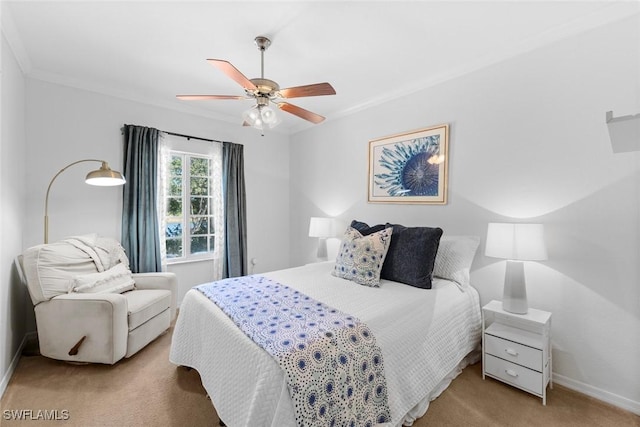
[{"xmin": 248, "ymin": 78, "xmax": 280, "ymax": 98}]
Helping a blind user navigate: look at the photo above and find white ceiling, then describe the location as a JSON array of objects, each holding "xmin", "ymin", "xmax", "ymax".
[{"xmin": 3, "ymin": 1, "xmax": 638, "ymax": 134}]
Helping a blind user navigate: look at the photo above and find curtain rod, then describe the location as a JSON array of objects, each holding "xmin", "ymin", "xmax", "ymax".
[
  {"xmin": 162, "ymin": 130, "xmax": 223, "ymax": 143},
  {"xmin": 121, "ymin": 125, "xmax": 231, "ymax": 144}
]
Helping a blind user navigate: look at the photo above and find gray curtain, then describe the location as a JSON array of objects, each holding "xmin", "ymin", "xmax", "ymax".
[
  {"xmin": 222, "ymin": 142, "xmax": 248, "ymax": 278},
  {"xmin": 121, "ymin": 124, "xmax": 162, "ymax": 273}
]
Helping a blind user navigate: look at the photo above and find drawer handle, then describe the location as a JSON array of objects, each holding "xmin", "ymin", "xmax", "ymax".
[
  {"xmin": 505, "ymin": 369, "xmax": 519, "ymax": 378},
  {"xmin": 505, "ymin": 348, "xmax": 519, "ymax": 357}
]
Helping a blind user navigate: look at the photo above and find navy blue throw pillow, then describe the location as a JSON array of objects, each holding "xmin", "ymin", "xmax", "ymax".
[
  {"xmin": 349, "ymin": 220, "xmax": 387, "ymax": 236},
  {"xmin": 380, "ymin": 224, "xmax": 443, "ymax": 289}
]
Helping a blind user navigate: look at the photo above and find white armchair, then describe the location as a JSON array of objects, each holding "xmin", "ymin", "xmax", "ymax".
[{"xmin": 17, "ymin": 234, "xmax": 177, "ymax": 364}]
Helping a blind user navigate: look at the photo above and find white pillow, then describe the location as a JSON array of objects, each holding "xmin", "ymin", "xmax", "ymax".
[
  {"xmin": 433, "ymin": 236, "xmax": 480, "ymax": 288},
  {"xmin": 71, "ymin": 263, "xmax": 135, "ymax": 294}
]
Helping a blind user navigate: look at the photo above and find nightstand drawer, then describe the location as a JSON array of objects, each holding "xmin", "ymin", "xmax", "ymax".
[
  {"xmin": 485, "ymin": 333, "xmax": 542, "ymax": 371},
  {"xmin": 485, "ymin": 354, "xmax": 543, "ymax": 395}
]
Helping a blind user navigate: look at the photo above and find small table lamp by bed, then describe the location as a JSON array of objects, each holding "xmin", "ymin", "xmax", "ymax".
[
  {"xmin": 309, "ymin": 217, "xmax": 334, "ymax": 260},
  {"xmin": 485, "ymin": 223, "xmax": 547, "ymax": 314}
]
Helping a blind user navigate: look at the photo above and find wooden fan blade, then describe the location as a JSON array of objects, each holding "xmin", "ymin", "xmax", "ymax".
[
  {"xmin": 207, "ymin": 59, "xmax": 257, "ymax": 91},
  {"xmin": 278, "ymin": 83, "xmax": 336, "ymax": 99},
  {"xmin": 176, "ymin": 95, "xmax": 245, "ymax": 100},
  {"xmin": 278, "ymin": 102, "xmax": 326, "ymax": 124}
]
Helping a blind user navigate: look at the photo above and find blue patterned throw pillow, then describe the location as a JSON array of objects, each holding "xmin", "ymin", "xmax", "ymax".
[{"xmin": 332, "ymin": 226, "xmax": 393, "ymax": 287}]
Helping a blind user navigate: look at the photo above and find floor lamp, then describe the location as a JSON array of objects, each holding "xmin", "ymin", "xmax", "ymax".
[
  {"xmin": 44, "ymin": 159, "xmax": 126, "ymax": 243},
  {"xmin": 485, "ymin": 223, "xmax": 547, "ymax": 314}
]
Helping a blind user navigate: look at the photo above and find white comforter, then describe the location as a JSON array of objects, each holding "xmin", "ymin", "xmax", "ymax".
[{"xmin": 170, "ymin": 262, "xmax": 482, "ymax": 427}]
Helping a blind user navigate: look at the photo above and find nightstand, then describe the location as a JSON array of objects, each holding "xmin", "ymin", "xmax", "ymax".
[{"xmin": 482, "ymin": 300, "xmax": 552, "ymax": 405}]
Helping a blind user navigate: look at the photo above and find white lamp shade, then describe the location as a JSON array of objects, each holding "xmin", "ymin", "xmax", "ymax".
[
  {"xmin": 308, "ymin": 217, "xmax": 334, "ymax": 238},
  {"xmin": 485, "ymin": 223, "xmax": 547, "ymax": 261}
]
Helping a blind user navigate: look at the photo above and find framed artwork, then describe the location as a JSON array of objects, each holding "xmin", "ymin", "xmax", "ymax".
[{"xmin": 368, "ymin": 124, "xmax": 449, "ymax": 204}]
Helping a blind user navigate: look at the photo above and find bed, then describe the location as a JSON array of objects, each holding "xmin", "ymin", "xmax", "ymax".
[{"xmin": 170, "ymin": 232, "xmax": 482, "ymax": 427}]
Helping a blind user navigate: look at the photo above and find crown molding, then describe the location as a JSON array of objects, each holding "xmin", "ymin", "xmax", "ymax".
[
  {"xmin": 329, "ymin": 1, "xmax": 640, "ymax": 124},
  {"xmin": 1, "ymin": 2, "xmax": 32, "ymax": 74},
  {"xmin": 28, "ymin": 68, "xmax": 240, "ymax": 124},
  {"xmin": 27, "ymin": 68, "xmax": 291, "ymax": 135}
]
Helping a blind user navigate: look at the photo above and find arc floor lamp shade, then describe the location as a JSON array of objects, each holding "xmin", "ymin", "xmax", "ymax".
[
  {"xmin": 485, "ymin": 223, "xmax": 547, "ymax": 314},
  {"xmin": 44, "ymin": 159, "xmax": 126, "ymax": 243}
]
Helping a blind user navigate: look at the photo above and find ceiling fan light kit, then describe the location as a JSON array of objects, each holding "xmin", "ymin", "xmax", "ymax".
[
  {"xmin": 177, "ymin": 36, "xmax": 336, "ymax": 135},
  {"xmin": 242, "ymin": 103, "xmax": 281, "ymax": 134}
]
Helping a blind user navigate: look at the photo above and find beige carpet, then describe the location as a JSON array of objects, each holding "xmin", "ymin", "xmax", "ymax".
[{"xmin": 1, "ymin": 327, "xmax": 638, "ymax": 427}]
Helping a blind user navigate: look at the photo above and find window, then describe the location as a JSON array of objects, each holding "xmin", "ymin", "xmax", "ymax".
[
  {"xmin": 158, "ymin": 134, "xmax": 223, "ymax": 273},
  {"xmin": 164, "ymin": 152, "xmax": 216, "ymax": 261}
]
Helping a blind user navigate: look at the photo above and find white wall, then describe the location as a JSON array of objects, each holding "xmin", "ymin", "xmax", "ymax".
[
  {"xmin": 290, "ymin": 16, "xmax": 640, "ymax": 412},
  {"xmin": 24, "ymin": 79, "xmax": 291, "ymax": 303},
  {"xmin": 0, "ymin": 34, "xmax": 28, "ymax": 396}
]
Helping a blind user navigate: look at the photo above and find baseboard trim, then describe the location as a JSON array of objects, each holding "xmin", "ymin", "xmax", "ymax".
[
  {"xmin": 553, "ymin": 372, "xmax": 640, "ymax": 415},
  {"xmin": 0, "ymin": 331, "xmax": 36, "ymax": 400}
]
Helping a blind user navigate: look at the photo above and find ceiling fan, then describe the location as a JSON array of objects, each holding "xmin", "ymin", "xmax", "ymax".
[{"xmin": 177, "ymin": 36, "xmax": 336, "ymax": 132}]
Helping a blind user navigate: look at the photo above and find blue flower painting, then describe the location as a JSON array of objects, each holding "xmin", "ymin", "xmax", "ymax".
[
  {"xmin": 368, "ymin": 124, "xmax": 448, "ymax": 204},
  {"xmin": 374, "ymin": 137, "xmax": 440, "ymax": 196}
]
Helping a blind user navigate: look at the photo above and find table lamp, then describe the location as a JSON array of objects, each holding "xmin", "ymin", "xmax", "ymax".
[
  {"xmin": 308, "ymin": 217, "xmax": 334, "ymax": 260},
  {"xmin": 485, "ymin": 223, "xmax": 547, "ymax": 314}
]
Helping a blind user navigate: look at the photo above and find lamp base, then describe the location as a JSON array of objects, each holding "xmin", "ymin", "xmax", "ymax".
[
  {"xmin": 502, "ymin": 260, "xmax": 528, "ymax": 314},
  {"xmin": 316, "ymin": 237, "xmax": 328, "ymax": 261}
]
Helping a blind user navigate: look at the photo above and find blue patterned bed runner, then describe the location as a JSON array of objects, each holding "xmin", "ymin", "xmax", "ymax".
[{"xmin": 196, "ymin": 275, "xmax": 391, "ymax": 427}]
